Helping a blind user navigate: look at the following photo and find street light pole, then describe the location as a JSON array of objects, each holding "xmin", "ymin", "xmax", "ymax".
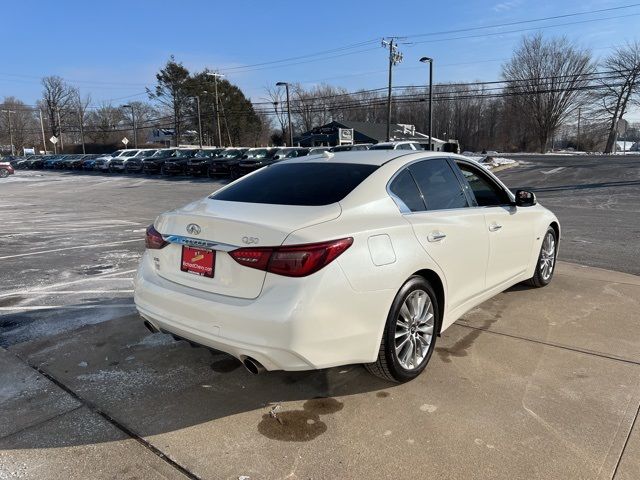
[
  {"xmin": 122, "ymin": 104, "xmax": 137, "ymax": 148},
  {"xmin": 194, "ymin": 96, "xmax": 203, "ymax": 148},
  {"xmin": 1, "ymin": 110, "xmax": 15, "ymax": 156},
  {"xmin": 56, "ymin": 108, "xmax": 64, "ymax": 152},
  {"xmin": 206, "ymin": 72, "xmax": 225, "ymax": 147},
  {"xmin": 420, "ymin": 57, "xmax": 433, "ymax": 151},
  {"xmin": 276, "ymin": 82, "xmax": 293, "ymax": 146},
  {"xmin": 577, "ymin": 107, "xmax": 581, "ymax": 151}
]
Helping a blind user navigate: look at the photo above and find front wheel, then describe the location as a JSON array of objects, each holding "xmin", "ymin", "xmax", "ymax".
[
  {"xmin": 365, "ymin": 276, "xmax": 438, "ymax": 383},
  {"xmin": 0, "ymin": 169, "xmax": 8, "ymax": 178},
  {"xmin": 526, "ymin": 227, "xmax": 557, "ymax": 288}
]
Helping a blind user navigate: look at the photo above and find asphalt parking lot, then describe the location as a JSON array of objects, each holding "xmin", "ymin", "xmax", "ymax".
[{"xmin": 1, "ymin": 158, "xmax": 639, "ymax": 480}]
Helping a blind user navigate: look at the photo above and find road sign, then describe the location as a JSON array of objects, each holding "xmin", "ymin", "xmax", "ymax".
[
  {"xmin": 49, "ymin": 136, "xmax": 58, "ymax": 144},
  {"xmin": 122, "ymin": 137, "xmax": 129, "ymax": 146},
  {"xmin": 338, "ymin": 128, "xmax": 354, "ymax": 145}
]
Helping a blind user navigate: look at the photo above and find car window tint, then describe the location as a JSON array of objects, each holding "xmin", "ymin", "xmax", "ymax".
[
  {"xmin": 457, "ymin": 163, "xmax": 511, "ymax": 206},
  {"xmin": 389, "ymin": 169, "xmax": 426, "ymax": 212},
  {"xmin": 409, "ymin": 159, "xmax": 469, "ymax": 210},
  {"xmin": 210, "ymin": 163, "xmax": 378, "ymax": 206}
]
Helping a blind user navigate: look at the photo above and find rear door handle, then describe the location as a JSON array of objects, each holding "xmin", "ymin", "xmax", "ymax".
[
  {"xmin": 489, "ymin": 223, "xmax": 503, "ymax": 232},
  {"xmin": 427, "ymin": 231, "xmax": 447, "ymax": 242}
]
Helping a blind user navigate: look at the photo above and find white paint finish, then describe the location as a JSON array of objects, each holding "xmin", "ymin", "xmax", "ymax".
[
  {"xmin": 367, "ymin": 234, "xmax": 396, "ymax": 266},
  {"xmin": 134, "ymin": 151, "xmax": 559, "ymax": 372},
  {"xmin": 0, "ymin": 239, "xmax": 141, "ymax": 260}
]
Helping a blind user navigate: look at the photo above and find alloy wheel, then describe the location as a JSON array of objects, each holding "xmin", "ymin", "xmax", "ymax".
[
  {"xmin": 394, "ymin": 289, "xmax": 435, "ymax": 370},
  {"xmin": 540, "ymin": 232, "xmax": 556, "ymax": 281}
]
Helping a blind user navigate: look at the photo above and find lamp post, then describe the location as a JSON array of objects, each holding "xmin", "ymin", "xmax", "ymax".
[
  {"xmin": 276, "ymin": 82, "xmax": 293, "ymax": 146},
  {"xmin": 56, "ymin": 107, "xmax": 64, "ymax": 152},
  {"xmin": 206, "ymin": 72, "xmax": 225, "ymax": 146},
  {"xmin": 419, "ymin": 57, "xmax": 433, "ymax": 151},
  {"xmin": 1, "ymin": 110, "xmax": 15, "ymax": 156},
  {"xmin": 77, "ymin": 109, "xmax": 86, "ymax": 154},
  {"xmin": 122, "ymin": 104, "xmax": 137, "ymax": 148}
]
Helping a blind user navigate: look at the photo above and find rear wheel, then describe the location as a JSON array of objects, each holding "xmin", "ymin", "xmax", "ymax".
[
  {"xmin": 526, "ymin": 227, "xmax": 557, "ymax": 287},
  {"xmin": 365, "ymin": 276, "xmax": 438, "ymax": 383},
  {"xmin": 0, "ymin": 169, "xmax": 8, "ymax": 178}
]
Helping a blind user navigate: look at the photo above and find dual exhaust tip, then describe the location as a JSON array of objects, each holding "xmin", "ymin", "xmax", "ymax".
[{"xmin": 143, "ymin": 320, "xmax": 266, "ymax": 375}]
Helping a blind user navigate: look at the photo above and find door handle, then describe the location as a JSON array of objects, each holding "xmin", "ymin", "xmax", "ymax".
[
  {"xmin": 489, "ymin": 223, "xmax": 503, "ymax": 232},
  {"xmin": 427, "ymin": 231, "xmax": 447, "ymax": 242}
]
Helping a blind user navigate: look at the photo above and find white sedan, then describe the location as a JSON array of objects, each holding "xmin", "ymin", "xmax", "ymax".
[{"xmin": 134, "ymin": 151, "xmax": 559, "ymax": 382}]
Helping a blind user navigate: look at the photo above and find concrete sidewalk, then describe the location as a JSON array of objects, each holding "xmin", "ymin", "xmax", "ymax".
[{"xmin": 1, "ymin": 261, "xmax": 639, "ymax": 480}]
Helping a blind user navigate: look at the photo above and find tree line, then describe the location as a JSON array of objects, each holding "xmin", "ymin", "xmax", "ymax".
[{"xmin": 2, "ymin": 34, "xmax": 640, "ymax": 154}]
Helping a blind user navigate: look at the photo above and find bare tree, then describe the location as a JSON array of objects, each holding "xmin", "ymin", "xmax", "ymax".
[
  {"xmin": 39, "ymin": 76, "xmax": 78, "ymax": 145},
  {"xmin": 595, "ymin": 42, "xmax": 640, "ymax": 153},
  {"xmin": 85, "ymin": 103, "xmax": 126, "ymax": 145},
  {"xmin": 0, "ymin": 97, "xmax": 39, "ymax": 153},
  {"xmin": 502, "ymin": 34, "xmax": 595, "ymax": 153}
]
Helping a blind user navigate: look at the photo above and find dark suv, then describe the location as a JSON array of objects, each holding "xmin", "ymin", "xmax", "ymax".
[
  {"xmin": 142, "ymin": 150, "xmax": 180, "ymax": 174},
  {"xmin": 162, "ymin": 149, "xmax": 200, "ymax": 175},
  {"xmin": 185, "ymin": 149, "xmax": 225, "ymax": 176},
  {"xmin": 207, "ymin": 148, "xmax": 249, "ymax": 177},
  {"xmin": 234, "ymin": 147, "xmax": 281, "ymax": 178}
]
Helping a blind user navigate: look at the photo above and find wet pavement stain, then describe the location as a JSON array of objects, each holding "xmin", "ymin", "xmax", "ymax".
[
  {"xmin": 257, "ymin": 397, "xmax": 344, "ymax": 442},
  {"xmin": 78, "ymin": 264, "xmax": 114, "ymax": 275},
  {"xmin": 376, "ymin": 391, "xmax": 390, "ymax": 398},
  {"xmin": 210, "ymin": 357, "xmax": 242, "ymax": 373}
]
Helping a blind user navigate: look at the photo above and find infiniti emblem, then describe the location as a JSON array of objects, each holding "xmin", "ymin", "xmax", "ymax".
[{"xmin": 186, "ymin": 223, "xmax": 201, "ymax": 235}]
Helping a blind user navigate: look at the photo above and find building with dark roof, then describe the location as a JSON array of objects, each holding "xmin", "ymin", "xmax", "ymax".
[{"xmin": 294, "ymin": 120, "xmax": 447, "ymax": 150}]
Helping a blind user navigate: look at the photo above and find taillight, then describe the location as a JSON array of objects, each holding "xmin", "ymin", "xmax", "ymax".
[
  {"xmin": 229, "ymin": 238, "xmax": 353, "ymax": 277},
  {"xmin": 145, "ymin": 225, "xmax": 167, "ymax": 249}
]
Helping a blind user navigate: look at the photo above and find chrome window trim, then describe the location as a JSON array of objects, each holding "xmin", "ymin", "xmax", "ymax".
[{"xmin": 163, "ymin": 235, "xmax": 238, "ymax": 251}]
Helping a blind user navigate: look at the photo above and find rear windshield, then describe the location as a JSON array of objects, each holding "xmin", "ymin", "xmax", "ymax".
[{"xmin": 210, "ymin": 162, "xmax": 379, "ymax": 206}]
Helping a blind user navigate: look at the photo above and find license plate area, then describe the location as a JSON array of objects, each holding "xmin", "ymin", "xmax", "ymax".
[{"xmin": 180, "ymin": 246, "xmax": 215, "ymax": 278}]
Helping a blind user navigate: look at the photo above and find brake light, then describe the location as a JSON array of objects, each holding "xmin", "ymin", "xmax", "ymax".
[
  {"xmin": 229, "ymin": 238, "xmax": 353, "ymax": 277},
  {"xmin": 145, "ymin": 225, "xmax": 167, "ymax": 249}
]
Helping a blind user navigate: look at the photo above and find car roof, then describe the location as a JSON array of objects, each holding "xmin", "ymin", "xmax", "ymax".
[{"xmin": 282, "ymin": 150, "xmax": 452, "ymax": 166}]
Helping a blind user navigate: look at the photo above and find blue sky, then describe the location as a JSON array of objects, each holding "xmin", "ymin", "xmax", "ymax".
[{"xmin": 2, "ymin": 0, "xmax": 638, "ymax": 109}]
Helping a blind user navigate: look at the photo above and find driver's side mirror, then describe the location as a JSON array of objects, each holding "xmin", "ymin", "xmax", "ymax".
[{"xmin": 515, "ymin": 189, "xmax": 536, "ymax": 207}]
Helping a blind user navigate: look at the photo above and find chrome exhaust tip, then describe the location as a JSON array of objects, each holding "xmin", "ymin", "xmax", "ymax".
[
  {"xmin": 243, "ymin": 357, "xmax": 266, "ymax": 375},
  {"xmin": 143, "ymin": 320, "xmax": 159, "ymax": 333}
]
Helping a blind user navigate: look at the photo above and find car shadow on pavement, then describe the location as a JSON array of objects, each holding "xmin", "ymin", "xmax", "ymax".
[{"xmin": 4, "ymin": 309, "xmax": 393, "ymax": 449}]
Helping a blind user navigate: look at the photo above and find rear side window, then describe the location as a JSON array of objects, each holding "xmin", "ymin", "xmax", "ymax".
[
  {"xmin": 409, "ymin": 159, "xmax": 469, "ymax": 210},
  {"xmin": 389, "ymin": 169, "xmax": 425, "ymax": 212},
  {"xmin": 210, "ymin": 162, "xmax": 378, "ymax": 206}
]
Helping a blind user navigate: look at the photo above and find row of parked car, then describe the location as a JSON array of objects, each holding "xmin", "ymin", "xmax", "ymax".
[{"xmin": 5, "ymin": 141, "xmax": 429, "ymax": 179}]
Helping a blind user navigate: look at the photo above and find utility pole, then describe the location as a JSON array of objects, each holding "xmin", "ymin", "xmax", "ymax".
[
  {"xmin": 56, "ymin": 108, "xmax": 64, "ymax": 152},
  {"xmin": 122, "ymin": 104, "xmax": 137, "ymax": 148},
  {"xmin": 1, "ymin": 110, "xmax": 15, "ymax": 156},
  {"xmin": 420, "ymin": 57, "xmax": 433, "ymax": 150},
  {"xmin": 39, "ymin": 109, "xmax": 47, "ymax": 154},
  {"xmin": 207, "ymin": 72, "xmax": 225, "ymax": 146},
  {"xmin": 276, "ymin": 82, "xmax": 293, "ymax": 146},
  {"xmin": 78, "ymin": 109, "xmax": 86, "ymax": 154},
  {"xmin": 577, "ymin": 107, "xmax": 581, "ymax": 152},
  {"xmin": 382, "ymin": 38, "xmax": 403, "ymax": 142}
]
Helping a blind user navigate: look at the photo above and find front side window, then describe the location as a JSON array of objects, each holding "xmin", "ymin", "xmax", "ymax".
[
  {"xmin": 457, "ymin": 163, "xmax": 511, "ymax": 206},
  {"xmin": 210, "ymin": 163, "xmax": 378, "ymax": 206},
  {"xmin": 389, "ymin": 169, "xmax": 426, "ymax": 212},
  {"xmin": 409, "ymin": 159, "xmax": 469, "ymax": 210}
]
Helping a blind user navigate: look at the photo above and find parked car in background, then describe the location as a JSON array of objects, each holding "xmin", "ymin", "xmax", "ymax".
[
  {"xmin": 308, "ymin": 147, "xmax": 332, "ymax": 155},
  {"xmin": 369, "ymin": 141, "xmax": 423, "ymax": 151},
  {"xmin": 28, "ymin": 155, "xmax": 49, "ymax": 169},
  {"xmin": 162, "ymin": 149, "xmax": 200, "ymax": 175},
  {"xmin": 127, "ymin": 149, "xmax": 174, "ymax": 173},
  {"xmin": 330, "ymin": 144, "xmax": 371, "ymax": 152},
  {"xmin": 82, "ymin": 155, "xmax": 100, "ymax": 171},
  {"xmin": 185, "ymin": 148, "xmax": 225, "ymax": 176},
  {"xmin": 234, "ymin": 148, "xmax": 280, "ymax": 178},
  {"xmin": 207, "ymin": 148, "xmax": 249, "ymax": 177},
  {"xmin": 0, "ymin": 161, "xmax": 14, "ymax": 178},
  {"xmin": 109, "ymin": 149, "xmax": 146, "ymax": 173},
  {"xmin": 43, "ymin": 155, "xmax": 69, "ymax": 169},
  {"xmin": 142, "ymin": 149, "xmax": 181, "ymax": 174},
  {"xmin": 61, "ymin": 154, "xmax": 89, "ymax": 169},
  {"xmin": 94, "ymin": 150, "xmax": 126, "ymax": 172}
]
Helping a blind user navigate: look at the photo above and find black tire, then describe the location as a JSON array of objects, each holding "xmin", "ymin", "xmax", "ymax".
[
  {"xmin": 0, "ymin": 169, "xmax": 8, "ymax": 178},
  {"xmin": 525, "ymin": 226, "xmax": 557, "ymax": 288},
  {"xmin": 365, "ymin": 276, "xmax": 439, "ymax": 383}
]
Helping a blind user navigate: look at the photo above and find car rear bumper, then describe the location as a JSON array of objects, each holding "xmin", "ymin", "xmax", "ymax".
[{"xmin": 133, "ymin": 252, "xmax": 392, "ymax": 371}]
